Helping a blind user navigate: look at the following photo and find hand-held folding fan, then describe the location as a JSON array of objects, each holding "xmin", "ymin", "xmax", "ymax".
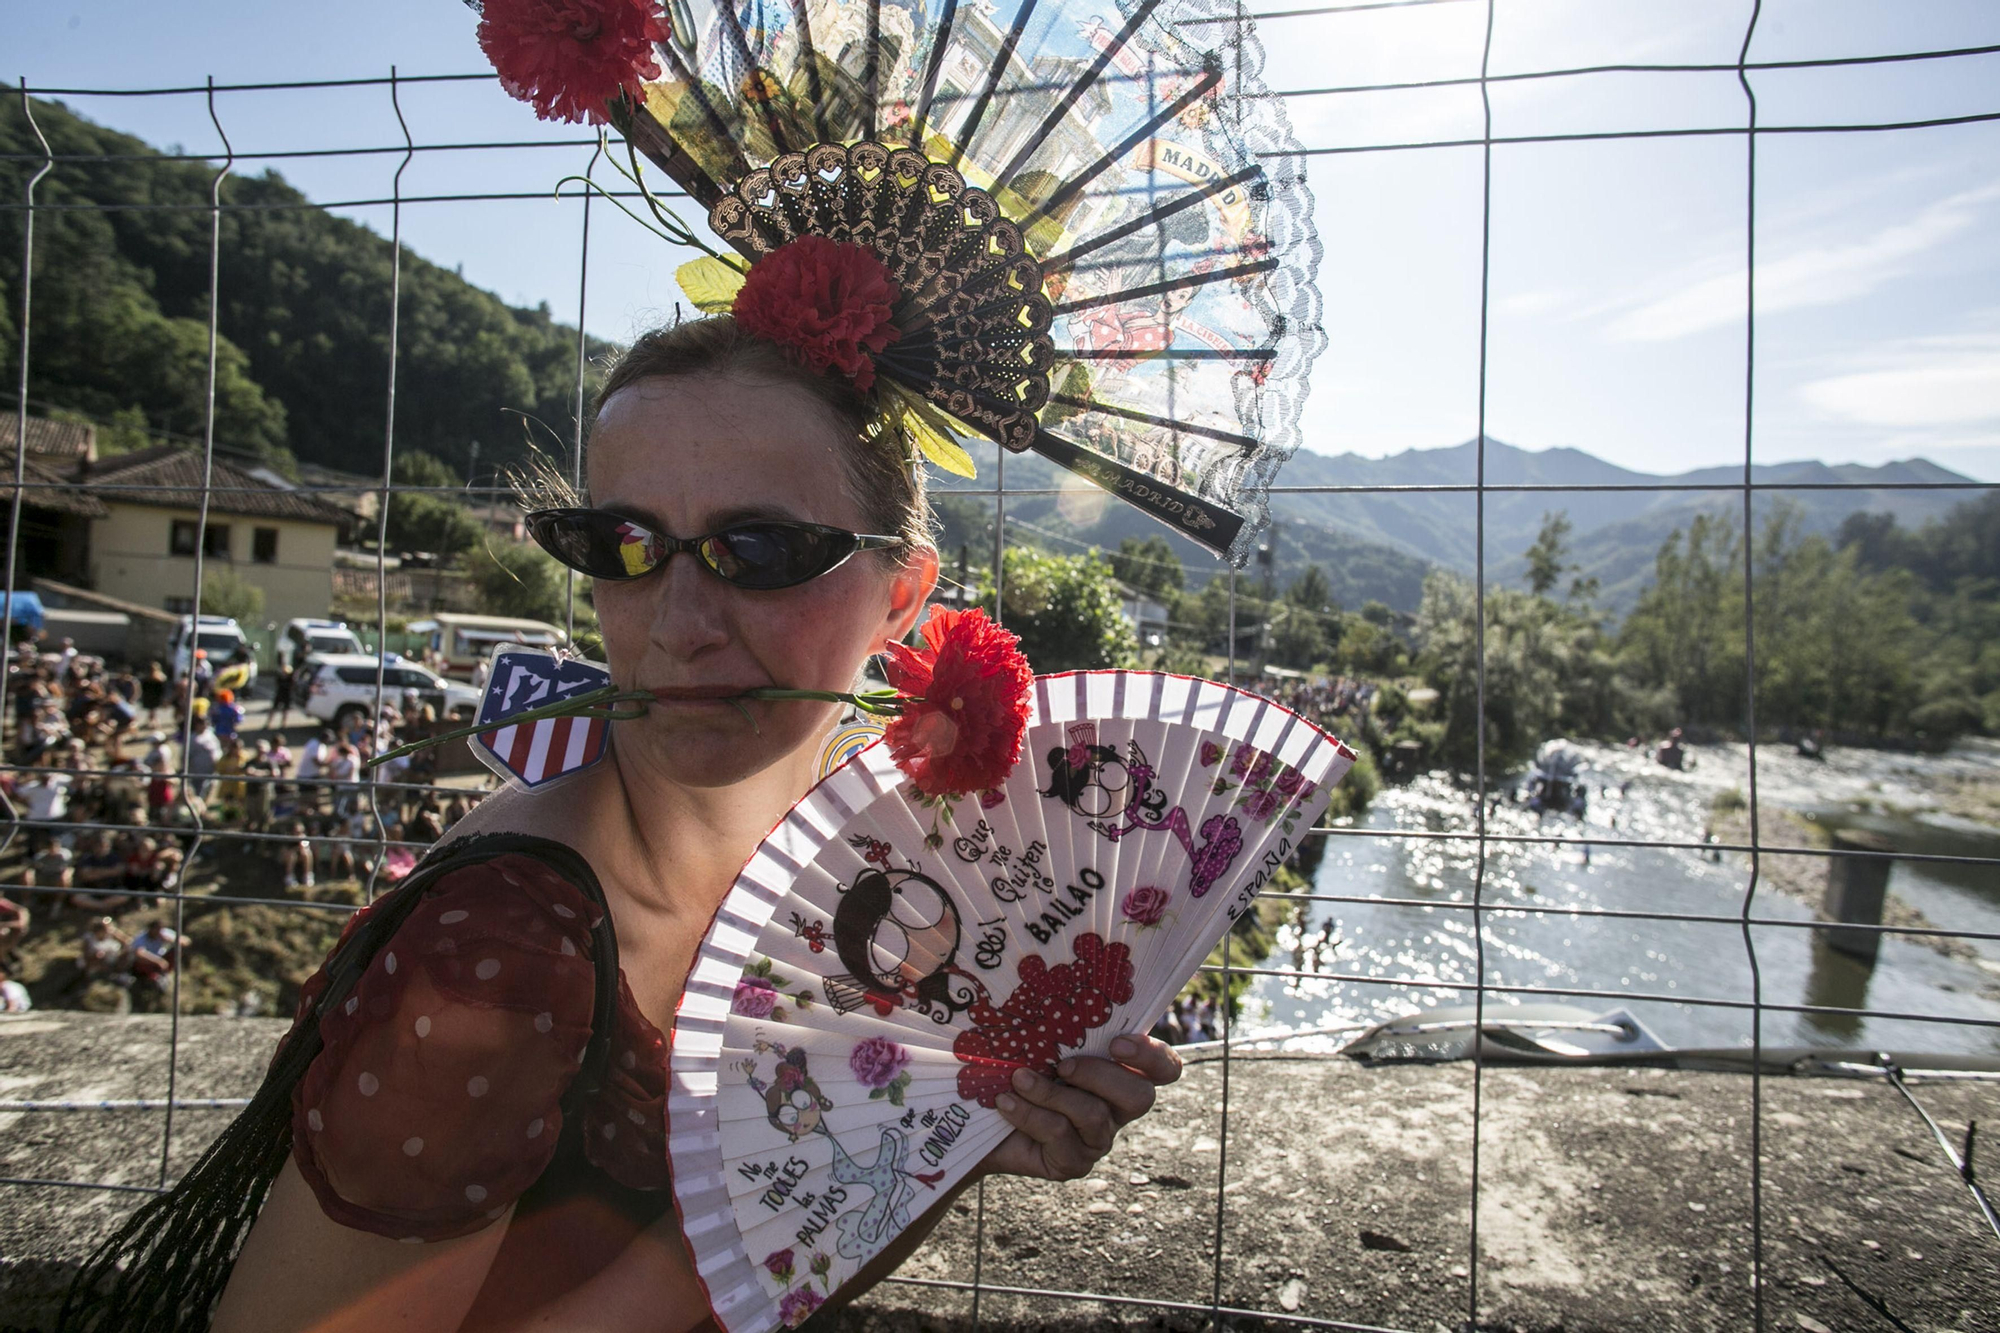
[{"xmin": 669, "ymin": 671, "xmax": 1354, "ymax": 1331}]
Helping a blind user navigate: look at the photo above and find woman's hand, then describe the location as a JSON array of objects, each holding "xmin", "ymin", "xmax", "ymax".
[{"xmin": 982, "ymin": 1033, "xmax": 1183, "ymax": 1182}]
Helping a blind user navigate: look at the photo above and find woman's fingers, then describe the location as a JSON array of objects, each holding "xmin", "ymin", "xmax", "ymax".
[
  {"xmin": 1051, "ymin": 1055, "xmax": 1157, "ymax": 1127},
  {"xmin": 993, "ymin": 1090, "xmax": 1094, "ymax": 1180},
  {"xmin": 983, "ymin": 1036, "xmax": 1185, "ymax": 1182},
  {"xmin": 1004, "ymin": 1068, "xmax": 1116, "ymax": 1152}
]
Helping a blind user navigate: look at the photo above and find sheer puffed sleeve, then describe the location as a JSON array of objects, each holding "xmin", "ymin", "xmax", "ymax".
[{"xmin": 289, "ymin": 853, "xmax": 602, "ymax": 1242}]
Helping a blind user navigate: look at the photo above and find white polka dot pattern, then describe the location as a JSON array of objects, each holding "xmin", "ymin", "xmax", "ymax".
[
  {"xmin": 475, "ymin": 958, "xmax": 501, "ymax": 980},
  {"xmin": 403, "ymin": 1137, "xmax": 424, "ymax": 1157}
]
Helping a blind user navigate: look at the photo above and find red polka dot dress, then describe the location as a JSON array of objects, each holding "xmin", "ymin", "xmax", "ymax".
[{"xmin": 286, "ymin": 851, "xmax": 669, "ymax": 1243}]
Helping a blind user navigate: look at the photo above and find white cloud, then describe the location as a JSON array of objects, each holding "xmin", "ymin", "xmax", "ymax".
[
  {"xmin": 1799, "ymin": 336, "xmax": 2000, "ymax": 429},
  {"xmin": 1605, "ymin": 183, "xmax": 2000, "ymax": 343}
]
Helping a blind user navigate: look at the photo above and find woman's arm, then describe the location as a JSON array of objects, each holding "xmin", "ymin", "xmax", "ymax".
[{"xmin": 212, "ymin": 1160, "xmax": 511, "ymax": 1333}]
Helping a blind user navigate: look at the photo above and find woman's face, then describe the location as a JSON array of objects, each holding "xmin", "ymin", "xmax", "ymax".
[{"xmin": 588, "ymin": 372, "xmax": 936, "ymax": 790}]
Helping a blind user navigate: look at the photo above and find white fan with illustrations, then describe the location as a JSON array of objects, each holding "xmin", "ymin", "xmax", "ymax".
[{"xmin": 668, "ymin": 670, "xmax": 1354, "ymax": 1331}]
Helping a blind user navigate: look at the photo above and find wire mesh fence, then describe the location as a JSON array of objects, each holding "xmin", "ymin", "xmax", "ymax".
[{"xmin": 3, "ymin": 1, "xmax": 1999, "ymax": 1329}]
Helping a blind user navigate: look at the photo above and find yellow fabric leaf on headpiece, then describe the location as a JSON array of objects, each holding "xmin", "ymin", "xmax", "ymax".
[
  {"xmin": 882, "ymin": 382, "xmax": 979, "ymax": 478},
  {"xmin": 677, "ymin": 256, "xmax": 747, "ymax": 312},
  {"xmin": 907, "ymin": 413, "xmax": 978, "ymax": 478}
]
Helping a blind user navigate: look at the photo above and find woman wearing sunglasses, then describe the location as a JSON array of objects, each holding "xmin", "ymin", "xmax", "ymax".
[{"xmin": 202, "ymin": 311, "xmax": 1183, "ymax": 1333}]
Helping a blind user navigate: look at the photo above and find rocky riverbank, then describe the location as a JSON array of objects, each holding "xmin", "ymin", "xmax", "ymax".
[{"xmin": 4, "ymin": 1011, "xmax": 1995, "ymax": 1332}]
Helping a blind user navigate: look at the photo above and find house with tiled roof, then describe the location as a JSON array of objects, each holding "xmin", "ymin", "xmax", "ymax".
[
  {"xmin": 0, "ymin": 447, "xmax": 107, "ymax": 585},
  {"xmin": 77, "ymin": 446, "xmax": 354, "ymax": 626},
  {"xmin": 0, "ymin": 413, "xmax": 97, "ymax": 465}
]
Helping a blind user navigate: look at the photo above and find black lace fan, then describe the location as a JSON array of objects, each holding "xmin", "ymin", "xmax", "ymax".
[{"xmin": 607, "ymin": 0, "xmax": 1324, "ymax": 563}]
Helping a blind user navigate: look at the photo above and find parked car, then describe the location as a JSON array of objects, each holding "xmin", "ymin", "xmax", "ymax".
[
  {"xmin": 167, "ymin": 615, "xmax": 257, "ymax": 688},
  {"xmin": 302, "ymin": 654, "xmax": 481, "ymax": 732},
  {"xmin": 407, "ymin": 613, "xmax": 567, "ymax": 678},
  {"xmin": 275, "ymin": 618, "xmax": 365, "ymax": 678}
]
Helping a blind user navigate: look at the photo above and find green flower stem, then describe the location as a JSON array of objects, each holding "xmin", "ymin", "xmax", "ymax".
[
  {"xmin": 361, "ymin": 685, "xmax": 653, "ymax": 769},
  {"xmin": 360, "ymin": 683, "xmax": 920, "ymax": 769},
  {"xmin": 735, "ymin": 687, "xmax": 916, "ymax": 717}
]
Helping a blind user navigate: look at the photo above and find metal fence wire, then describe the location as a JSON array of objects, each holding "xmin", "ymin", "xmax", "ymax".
[{"xmin": 4, "ymin": 1, "xmax": 2000, "ymax": 1330}]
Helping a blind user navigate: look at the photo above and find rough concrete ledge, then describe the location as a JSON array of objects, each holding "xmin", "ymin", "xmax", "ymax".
[{"xmin": 3, "ymin": 1012, "xmax": 1996, "ymax": 1332}]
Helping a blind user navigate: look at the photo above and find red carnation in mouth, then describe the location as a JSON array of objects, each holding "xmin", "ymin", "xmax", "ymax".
[
  {"xmin": 879, "ymin": 607, "xmax": 1032, "ymax": 799},
  {"xmin": 478, "ymin": 0, "xmax": 670, "ymax": 125}
]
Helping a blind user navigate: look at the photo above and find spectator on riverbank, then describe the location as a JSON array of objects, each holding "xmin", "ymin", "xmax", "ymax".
[
  {"xmin": 211, "ymin": 687, "xmax": 242, "ymax": 742},
  {"xmin": 139, "ymin": 661, "xmax": 167, "ymax": 724},
  {"xmin": 127, "ymin": 918, "xmax": 182, "ymax": 994},
  {"xmin": 70, "ymin": 832, "xmax": 132, "ymax": 916},
  {"xmin": 279, "ymin": 818, "xmax": 314, "ymax": 890},
  {"xmin": 0, "ymin": 958, "xmax": 29, "ymax": 1012},
  {"xmin": 78, "ymin": 916, "xmax": 130, "ymax": 985},
  {"xmin": 0, "ymin": 891, "xmax": 29, "ymax": 959},
  {"xmin": 183, "ymin": 715, "xmax": 220, "ymax": 805}
]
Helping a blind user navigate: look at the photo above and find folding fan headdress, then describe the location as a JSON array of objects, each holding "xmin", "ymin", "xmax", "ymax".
[{"xmin": 468, "ymin": 0, "xmax": 1323, "ymax": 563}]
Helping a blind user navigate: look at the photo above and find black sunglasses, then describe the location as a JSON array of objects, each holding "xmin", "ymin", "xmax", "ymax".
[{"xmin": 526, "ymin": 508, "xmax": 902, "ymax": 591}]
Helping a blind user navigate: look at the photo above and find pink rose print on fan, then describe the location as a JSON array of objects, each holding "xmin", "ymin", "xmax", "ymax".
[
  {"xmin": 1274, "ymin": 767, "xmax": 1303, "ymax": 796},
  {"xmin": 764, "ymin": 1248, "xmax": 797, "ymax": 1282},
  {"xmin": 732, "ymin": 978, "xmax": 778, "ymax": 1019},
  {"xmin": 1121, "ymin": 885, "xmax": 1170, "ymax": 927},
  {"xmin": 1243, "ymin": 787, "xmax": 1281, "ymax": 822},
  {"xmin": 1199, "ymin": 740, "xmax": 1224, "ymax": 767},
  {"xmin": 779, "ymin": 1285, "xmax": 825, "ymax": 1327},
  {"xmin": 850, "ymin": 1036, "xmax": 910, "ymax": 1087},
  {"xmin": 952, "ymin": 934, "xmax": 1135, "ymax": 1108},
  {"xmin": 850, "ymin": 1035, "xmax": 915, "ymax": 1106}
]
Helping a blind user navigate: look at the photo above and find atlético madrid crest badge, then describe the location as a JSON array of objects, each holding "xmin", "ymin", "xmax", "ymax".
[{"xmin": 472, "ymin": 647, "xmax": 612, "ymax": 790}]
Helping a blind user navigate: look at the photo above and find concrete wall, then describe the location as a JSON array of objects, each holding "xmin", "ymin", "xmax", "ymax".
[{"xmin": 87, "ymin": 504, "xmax": 337, "ymax": 628}]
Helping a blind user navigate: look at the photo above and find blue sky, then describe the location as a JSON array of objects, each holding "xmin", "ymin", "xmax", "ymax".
[{"xmin": 8, "ymin": 0, "xmax": 1999, "ymax": 482}]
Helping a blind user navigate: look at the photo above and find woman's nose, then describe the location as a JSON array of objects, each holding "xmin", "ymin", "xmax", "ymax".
[{"xmin": 646, "ymin": 551, "xmax": 732, "ymax": 659}]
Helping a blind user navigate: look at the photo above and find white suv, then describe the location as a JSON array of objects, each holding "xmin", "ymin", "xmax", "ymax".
[
  {"xmin": 167, "ymin": 615, "xmax": 257, "ymax": 687},
  {"xmin": 303, "ymin": 654, "xmax": 481, "ymax": 731},
  {"xmin": 276, "ymin": 618, "xmax": 364, "ymax": 677}
]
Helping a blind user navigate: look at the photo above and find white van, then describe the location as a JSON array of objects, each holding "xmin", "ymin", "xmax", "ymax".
[{"xmin": 408, "ymin": 613, "xmax": 567, "ymax": 679}]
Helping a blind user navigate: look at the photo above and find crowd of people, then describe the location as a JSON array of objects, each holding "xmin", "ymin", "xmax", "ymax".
[
  {"xmin": 1152, "ymin": 995, "xmax": 1228, "ymax": 1046},
  {"xmin": 2, "ymin": 635, "xmax": 484, "ymax": 1011},
  {"xmin": 1262, "ymin": 672, "xmax": 1378, "ymax": 729}
]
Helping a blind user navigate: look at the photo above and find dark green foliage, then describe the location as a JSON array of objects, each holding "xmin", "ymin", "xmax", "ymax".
[
  {"xmin": 985, "ymin": 546, "xmax": 1138, "ymax": 673},
  {"xmin": 1616, "ymin": 497, "xmax": 1996, "ymax": 743},
  {"xmin": 464, "ymin": 540, "xmax": 591, "ymax": 630},
  {"xmin": 1, "ymin": 91, "xmax": 610, "ymax": 476},
  {"xmin": 383, "ymin": 451, "xmax": 483, "ymax": 556},
  {"xmin": 1110, "ymin": 534, "xmax": 1183, "ymax": 600}
]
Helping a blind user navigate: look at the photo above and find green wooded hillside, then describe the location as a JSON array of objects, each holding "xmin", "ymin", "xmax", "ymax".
[{"xmin": 1, "ymin": 89, "xmax": 609, "ymax": 479}]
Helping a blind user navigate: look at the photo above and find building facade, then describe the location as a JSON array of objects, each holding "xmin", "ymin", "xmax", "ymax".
[{"xmin": 79, "ymin": 447, "xmax": 351, "ymax": 628}]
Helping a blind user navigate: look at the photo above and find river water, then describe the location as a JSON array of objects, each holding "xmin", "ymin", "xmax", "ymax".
[{"xmin": 1247, "ymin": 738, "xmax": 2000, "ymax": 1057}]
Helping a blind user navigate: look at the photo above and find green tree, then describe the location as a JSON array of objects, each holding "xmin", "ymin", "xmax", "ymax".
[
  {"xmin": 384, "ymin": 451, "xmax": 483, "ymax": 556},
  {"xmin": 464, "ymin": 541, "xmax": 590, "ymax": 629},
  {"xmin": 986, "ymin": 547, "xmax": 1138, "ymax": 673},
  {"xmin": 201, "ymin": 566, "xmax": 265, "ymax": 625},
  {"xmin": 1109, "ymin": 535, "xmax": 1183, "ymax": 601}
]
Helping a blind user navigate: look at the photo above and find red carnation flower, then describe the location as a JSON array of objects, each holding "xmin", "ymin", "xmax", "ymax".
[
  {"xmin": 881, "ymin": 607, "xmax": 1032, "ymax": 798},
  {"xmin": 478, "ymin": 0, "xmax": 669, "ymax": 126},
  {"xmin": 733, "ymin": 236, "xmax": 903, "ymax": 392}
]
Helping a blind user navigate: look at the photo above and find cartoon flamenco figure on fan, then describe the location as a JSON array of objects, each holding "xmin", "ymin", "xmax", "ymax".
[
  {"xmin": 738, "ymin": 1040, "xmax": 943, "ymax": 1261},
  {"xmin": 824, "ymin": 861, "xmax": 989, "ymax": 1022},
  {"xmin": 1042, "ymin": 723, "xmax": 1246, "ymax": 897}
]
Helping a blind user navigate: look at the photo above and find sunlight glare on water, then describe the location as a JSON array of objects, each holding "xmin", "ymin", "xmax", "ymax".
[{"xmin": 1247, "ymin": 740, "xmax": 2000, "ymax": 1057}]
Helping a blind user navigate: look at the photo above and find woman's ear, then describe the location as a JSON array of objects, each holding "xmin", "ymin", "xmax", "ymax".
[{"xmin": 881, "ymin": 547, "xmax": 941, "ymax": 647}]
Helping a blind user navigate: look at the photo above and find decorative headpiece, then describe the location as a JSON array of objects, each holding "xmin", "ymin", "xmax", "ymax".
[{"xmin": 468, "ymin": 0, "xmax": 1323, "ymax": 564}]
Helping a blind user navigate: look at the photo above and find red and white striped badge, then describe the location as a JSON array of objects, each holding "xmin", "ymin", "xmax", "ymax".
[{"xmin": 471, "ymin": 647, "xmax": 613, "ymax": 790}]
